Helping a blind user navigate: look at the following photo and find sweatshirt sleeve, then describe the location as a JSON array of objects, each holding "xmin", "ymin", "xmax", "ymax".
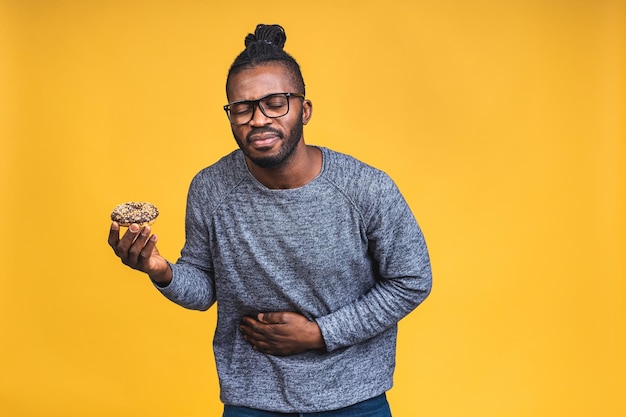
[
  {"xmin": 155, "ymin": 262, "xmax": 215, "ymax": 311},
  {"xmin": 154, "ymin": 171, "xmax": 217, "ymax": 311},
  {"xmin": 315, "ymin": 176, "xmax": 432, "ymax": 352}
]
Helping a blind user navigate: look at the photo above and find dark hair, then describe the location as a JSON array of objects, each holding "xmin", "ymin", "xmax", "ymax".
[{"xmin": 226, "ymin": 24, "xmax": 306, "ymax": 95}]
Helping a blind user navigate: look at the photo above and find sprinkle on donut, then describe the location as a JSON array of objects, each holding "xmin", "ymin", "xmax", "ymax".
[{"xmin": 111, "ymin": 202, "xmax": 159, "ymax": 226}]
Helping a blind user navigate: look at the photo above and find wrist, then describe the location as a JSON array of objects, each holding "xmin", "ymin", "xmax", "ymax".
[
  {"xmin": 150, "ymin": 263, "xmax": 172, "ymax": 287},
  {"xmin": 307, "ymin": 321, "xmax": 326, "ymax": 350}
]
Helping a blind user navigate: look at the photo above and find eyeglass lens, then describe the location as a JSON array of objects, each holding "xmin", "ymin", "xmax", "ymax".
[{"xmin": 228, "ymin": 94, "xmax": 291, "ymax": 125}]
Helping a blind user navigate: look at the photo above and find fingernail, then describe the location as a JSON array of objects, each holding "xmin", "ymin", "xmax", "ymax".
[
  {"xmin": 130, "ymin": 224, "xmax": 139, "ymax": 233},
  {"xmin": 141, "ymin": 226, "xmax": 150, "ymax": 236}
]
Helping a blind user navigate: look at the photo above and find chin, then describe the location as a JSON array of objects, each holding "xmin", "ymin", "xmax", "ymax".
[
  {"xmin": 245, "ymin": 138, "xmax": 302, "ymax": 169},
  {"xmin": 247, "ymin": 152, "xmax": 287, "ymax": 168},
  {"xmin": 237, "ymin": 119, "xmax": 304, "ymax": 169}
]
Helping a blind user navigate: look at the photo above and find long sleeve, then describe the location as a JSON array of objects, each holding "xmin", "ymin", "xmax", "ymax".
[
  {"xmin": 154, "ymin": 170, "xmax": 219, "ymax": 311},
  {"xmin": 156, "ymin": 262, "xmax": 215, "ymax": 311},
  {"xmin": 316, "ymin": 175, "xmax": 432, "ymax": 351}
]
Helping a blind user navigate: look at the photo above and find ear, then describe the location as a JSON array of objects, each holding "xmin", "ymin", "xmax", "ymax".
[{"xmin": 301, "ymin": 99, "xmax": 313, "ymax": 125}]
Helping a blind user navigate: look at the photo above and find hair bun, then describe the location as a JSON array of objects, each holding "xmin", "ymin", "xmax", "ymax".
[{"xmin": 244, "ymin": 24, "xmax": 287, "ymax": 49}]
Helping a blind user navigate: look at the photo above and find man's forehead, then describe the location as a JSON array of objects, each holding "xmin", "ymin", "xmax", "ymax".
[{"xmin": 227, "ymin": 63, "xmax": 295, "ymax": 100}]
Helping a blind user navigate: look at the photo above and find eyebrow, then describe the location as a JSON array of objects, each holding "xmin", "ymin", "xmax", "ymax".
[{"xmin": 225, "ymin": 92, "xmax": 301, "ymax": 106}]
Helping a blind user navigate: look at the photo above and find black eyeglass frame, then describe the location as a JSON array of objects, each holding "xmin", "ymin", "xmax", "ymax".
[{"xmin": 223, "ymin": 92, "xmax": 305, "ymax": 125}]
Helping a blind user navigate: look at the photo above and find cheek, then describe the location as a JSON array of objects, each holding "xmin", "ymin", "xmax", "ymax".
[{"xmin": 231, "ymin": 126, "xmax": 246, "ymax": 144}]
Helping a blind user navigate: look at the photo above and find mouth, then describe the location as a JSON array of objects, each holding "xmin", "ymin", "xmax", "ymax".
[{"xmin": 247, "ymin": 129, "xmax": 282, "ymax": 149}]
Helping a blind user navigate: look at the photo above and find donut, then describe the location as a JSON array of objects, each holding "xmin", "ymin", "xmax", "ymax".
[{"xmin": 111, "ymin": 202, "xmax": 159, "ymax": 227}]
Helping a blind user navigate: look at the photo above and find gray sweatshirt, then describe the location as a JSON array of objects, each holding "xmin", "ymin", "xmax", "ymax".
[{"xmin": 158, "ymin": 147, "xmax": 432, "ymax": 413}]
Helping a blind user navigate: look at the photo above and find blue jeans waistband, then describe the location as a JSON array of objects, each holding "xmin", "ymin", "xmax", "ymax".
[{"xmin": 222, "ymin": 393, "xmax": 392, "ymax": 417}]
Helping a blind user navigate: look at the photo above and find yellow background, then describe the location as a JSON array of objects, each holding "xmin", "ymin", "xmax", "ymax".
[{"xmin": 1, "ymin": 1, "xmax": 624, "ymax": 416}]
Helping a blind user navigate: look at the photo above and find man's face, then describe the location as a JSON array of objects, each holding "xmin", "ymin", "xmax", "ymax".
[{"xmin": 226, "ymin": 63, "xmax": 312, "ymax": 168}]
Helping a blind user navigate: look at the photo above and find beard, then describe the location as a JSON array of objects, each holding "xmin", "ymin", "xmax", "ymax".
[{"xmin": 234, "ymin": 111, "xmax": 304, "ymax": 169}]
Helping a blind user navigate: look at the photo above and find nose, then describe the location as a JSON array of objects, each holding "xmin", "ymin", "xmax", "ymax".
[{"xmin": 248, "ymin": 103, "xmax": 272, "ymax": 126}]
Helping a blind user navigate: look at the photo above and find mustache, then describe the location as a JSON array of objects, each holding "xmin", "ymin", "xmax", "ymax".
[{"xmin": 246, "ymin": 127, "xmax": 283, "ymax": 142}]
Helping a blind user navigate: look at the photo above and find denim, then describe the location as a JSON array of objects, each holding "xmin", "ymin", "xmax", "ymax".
[{"xmin": 222, "ymin": 394, "xmax": 392, "ymax": 417}]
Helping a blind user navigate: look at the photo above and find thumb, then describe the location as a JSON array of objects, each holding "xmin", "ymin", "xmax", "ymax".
[{"xmin": 257, "ymin": 312, "xmax": 283, "ymax": 323}]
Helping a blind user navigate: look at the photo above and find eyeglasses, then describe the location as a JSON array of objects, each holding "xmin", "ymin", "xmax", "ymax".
[{"xmin": 223, "ymin": 92, "xmax": 305, "ymax": 125}]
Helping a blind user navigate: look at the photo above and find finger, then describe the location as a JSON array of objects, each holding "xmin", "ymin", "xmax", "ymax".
[
  {"xmin": 118, "ymin": 223, "xmax": 140, "ymax": 249},
  {"xmin": 108, "ymin": 222, "xmax": 121, "ymax": 252},
  {"xmin": 128, "ymin": 226, "xmax": 153, "ymax": 264},
  {"xmin": 239, "ymin": 317, "xmax": 263, "ymax": 337},
  {"xmin": 241, "ymin": 330, "xmax": 275, "ymax": 354},
  {"xmin": 252, "ymin": 341, "xmax": 273, "ymax": 354},
  {"xmin": 138, "ymin": 234, "xmax": 158, "ymax": 268},
  {"xmin": 239, "ymin": 327, "xmax": 263, "ymax": 351},
  {"xmin": 130, "ymin": 225, "xmax": 151, "ymax": 251},
  {"xmin": 116, "ymin": 223, "xmax": 142, "ymax": 264},
  {"xmin": 140, "ymin": 233, "xmax": 158, "ymax": 258},
  {"xmin": 258, "ymin": 312, "xmax": 285, "ymax": 324},
  {"xmin": 239, "ymin": 318, "xmax": 274, "ymax": 343}
]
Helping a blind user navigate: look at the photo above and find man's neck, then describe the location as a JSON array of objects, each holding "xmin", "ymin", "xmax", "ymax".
[{"xmin": 246, "ymin": 145, "xmax": 322, "ymax": 190}]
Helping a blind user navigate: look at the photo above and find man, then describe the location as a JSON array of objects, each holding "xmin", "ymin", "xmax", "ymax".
[{"xmin": 109, "ymin": 24, "xmax": 432, "ymax": 416}]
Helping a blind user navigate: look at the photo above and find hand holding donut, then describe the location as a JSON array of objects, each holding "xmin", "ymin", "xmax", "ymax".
[{"xmin": 108, "ymin": 202, "xmax": 172, "ymax": 286}]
